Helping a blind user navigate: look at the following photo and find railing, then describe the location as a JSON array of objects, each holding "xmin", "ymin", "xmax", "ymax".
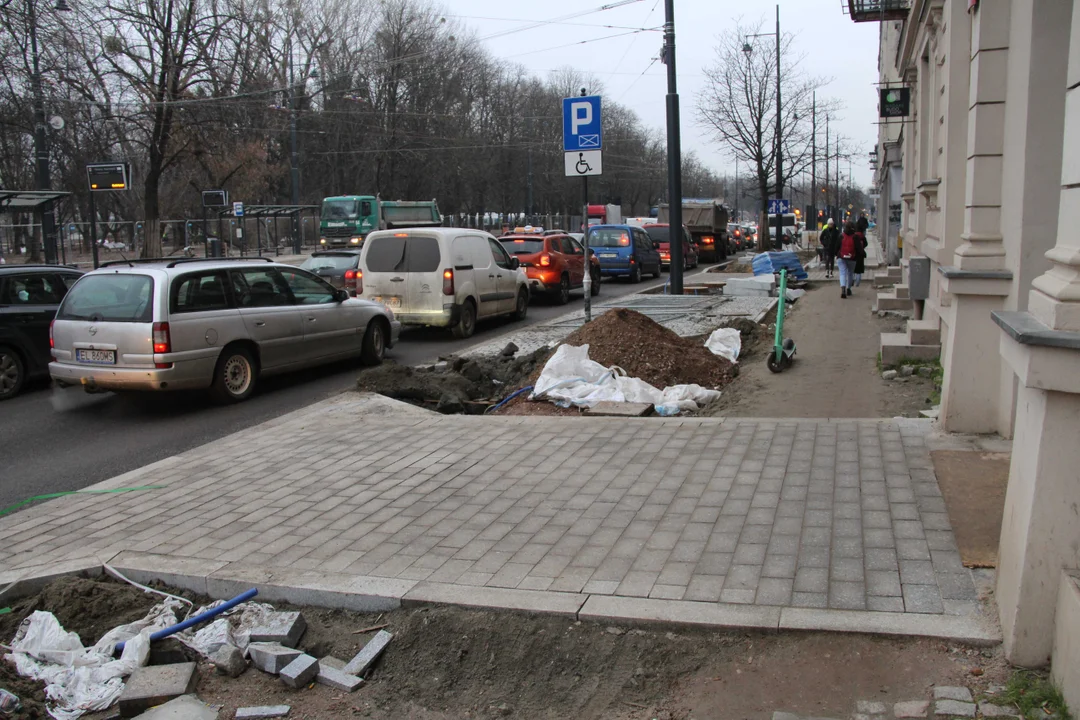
[{"xmin": 843, "ymin": 0, "xmax": 910, "ymax": 22}]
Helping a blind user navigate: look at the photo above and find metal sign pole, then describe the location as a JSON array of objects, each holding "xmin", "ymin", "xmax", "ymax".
[
  {"xmin": 88, "ymin": 192, "xmax": 99, "ymax": 269},
  {"xmin": 582, "ymin": 176, "xmax": 591, "ymax": 323}
]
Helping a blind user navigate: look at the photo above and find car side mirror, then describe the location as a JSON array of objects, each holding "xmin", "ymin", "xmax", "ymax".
[
  {"xmin": 335, "ymin": 289, "xmax": 349, "ymax": 302},
  {"xmin": 653, "ymin": 242, "xmax": 661, "ymax": 249},
  {"xmin": 510, "ymin": 256, "xmax": 520, "ymax": 269}
]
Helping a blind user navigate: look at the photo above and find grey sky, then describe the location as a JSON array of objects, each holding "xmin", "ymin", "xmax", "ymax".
[{"xmin": 446, "ymin": 0, "xmax": 881, "ymax": 189}]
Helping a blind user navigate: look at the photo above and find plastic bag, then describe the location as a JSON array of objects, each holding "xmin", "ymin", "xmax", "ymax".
[
  {"xmin": 530, "ymin": 344, "xmax": 720, "ymax": 414},
  {"xmin": 704, "ymin": 328, "xmax": 742, "ymax": 363}
]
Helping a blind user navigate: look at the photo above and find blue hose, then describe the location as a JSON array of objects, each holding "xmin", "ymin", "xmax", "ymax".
[
  {"xmin": 115, "ymin": 587, "xmax": 258, "ymax": 652},
  {"xmin": 487, "ymin": 385, "xmax": 534, "ymax": 413}
]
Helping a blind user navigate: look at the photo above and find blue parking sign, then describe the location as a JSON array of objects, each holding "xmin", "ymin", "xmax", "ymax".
[{"xmin": 563, "ymin": 96, "xmax": 603, "ymax": 152}]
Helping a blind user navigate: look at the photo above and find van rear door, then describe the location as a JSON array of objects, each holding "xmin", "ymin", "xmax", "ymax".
[
  {"xmin": 361, "ymin": 234, "xmax": 408, "ymax": 311},
  {"xmin": 404, "ymin": 234, "xmax": 443, "ymax": 318}
]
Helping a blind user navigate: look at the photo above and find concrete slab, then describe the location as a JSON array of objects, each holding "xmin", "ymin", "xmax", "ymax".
[
  {"xmin": 247, "ymin": 643, "xmax": 302, "ymax": 675},
  {"xmin": 585, "ymin": 401, "xmax": 654, "ymax": 417},
  {"xmin": 343, "ymin": 630, "xmax": 393, "ymax": 676},
  {"xmin": 117, "ymin": 663, "xmax": 197, "ymax": 717},
  {"xmin": 403, "ymin": 581, "xmax": 587, "ymax": 618},
  {"xmin": 317, "ymin": 660, "xmax": 364, "ymax": 691},
  {"xmin": 132, "ymin": 694, "xmax": 217, "ymax": 720},
  {"xmin": 579, "ymin": 595, "xmax": 781, "ymax": 630},
  {"xmin": 250, "ymin": 611, "xmax": 306, "ymax": 648}
]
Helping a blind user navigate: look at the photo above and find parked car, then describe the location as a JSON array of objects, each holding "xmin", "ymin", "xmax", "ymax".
[
  {"xmin": 358, "ymin": 227, "xmax": 529, "ymax": 339},
  {"xmin": 588, "ymin": 224, "xmax": 663, "ymax": 283},
  {"xmin": 642, "ymin": 223, "xmax": 699, "ymax": 270},
  {"xmin": 499, "ymin": 230, "xmax": 600, "ymax": 304},
  {"xmin": 49, "ymin": 257, "xmax": 398, "ymax": 403},
  {"xmin": 0, "ymin": 265, "xmax": 84, "ymax": 400},
  {"xmin": 300, "ymin": 250, "xmax": 362, "ymax": 296}
]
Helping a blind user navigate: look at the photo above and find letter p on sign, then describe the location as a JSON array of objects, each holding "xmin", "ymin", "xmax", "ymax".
[{"xmin": 571, "ymin": 102, "xmax": 592, "ymax": 135}]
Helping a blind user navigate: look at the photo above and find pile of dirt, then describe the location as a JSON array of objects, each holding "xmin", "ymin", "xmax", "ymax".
[
  {"xmin": 724, "ymin": 262, "xmax": 754, "ymax": 273},
  {"xmin": 557, "ymin": 308, "xmax": 736, "ymax": 390},
  {"xmin": 356, "ymin": 346, "xmax": 553, "ymax": 413},
  {"xmin": 0, "ymin": 661, "xmax": 49, "ymax": 719},
  {"xmin": 724, "ymin": 315, "xmax": 772, "ymax": 361},
  {"xmin": 0, "ymin": 574, "xmax": 159, "ymax": 648}
]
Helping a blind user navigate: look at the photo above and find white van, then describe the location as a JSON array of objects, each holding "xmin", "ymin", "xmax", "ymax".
[{"xmin": 358, "ymin": 228, "xmax": 530, "ymax": 338}]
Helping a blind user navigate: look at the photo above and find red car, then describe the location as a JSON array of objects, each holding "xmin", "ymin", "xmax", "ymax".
[
  {"xmin": 499, "ymin": 231, "xmax": 601, "ymax": 304},
  {"xmin": 643, "ymin": 223, "xmax": 699, "ymax": 269}
]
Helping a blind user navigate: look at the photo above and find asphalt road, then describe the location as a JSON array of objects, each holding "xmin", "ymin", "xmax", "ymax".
[{"xmin": 0, "ymin": 269, "xmax": 713, "ymax": 511}]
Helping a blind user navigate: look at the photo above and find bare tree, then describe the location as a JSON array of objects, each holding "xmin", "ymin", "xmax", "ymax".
[{"xmin": 697, "ymin": 19, "xmax": 829, "ymax": 249}]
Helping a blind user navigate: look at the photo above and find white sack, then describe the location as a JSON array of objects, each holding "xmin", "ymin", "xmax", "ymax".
[{"xmin": 704, "ymin": 328, "xmax": 742, "ymax": 363}]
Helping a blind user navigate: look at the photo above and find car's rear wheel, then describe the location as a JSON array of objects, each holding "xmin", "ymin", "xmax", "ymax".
[
  {"xmin": 452, "ymin": 299, "xmax": 477, "ymax": 338},
  {"xmin": 653, "ymin": 264, "xmax": 662, "ymax": 279},
  {"xmin": 360, "ymin": 319, "xmax": 386, "ymax": 365},
  {"xmin": 0, "ymin": 346, "xmax": 25, "ymax": 401},
  {"xmin": 512, "ymin": 289, "xmax": 529, "ymax": 321},
  {"xmin": 210, "ymin": 346, "xmax": 256, "ymax": 403},
  {"xmin": 629, "ymin": 265, "xmax": 642, "ymax": 283},
  {"xmin": 554, "ymin": 274, "xmax": 570, "ymax": 305}
]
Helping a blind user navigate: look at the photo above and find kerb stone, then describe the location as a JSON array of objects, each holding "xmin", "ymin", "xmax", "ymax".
[
  {"xmin": 117, "ymin": 663, "xmax": 197, "ymax": 717},
  {"xmin": 248, "ymin": 643, "xmax": 302, "ymax": 675},
  {"xmin": 250, "ymin": 612, "xmax": 307, "ymax": 648},
  {"xmin": 933, "ymin": 687, "xmax": 973, "ymax": 702},
  {"xmin": 235, "ymin": 707, "xmax": 291, "ymax": 719},
  {"xmin": 857, "ymin": 700, "xmax": 887, "ymax": 715},
  {"xmin": 894, "ymin": 700, "xmax": 930, "ymax": 718},
  {"xmin": 343, "ymin": 630, "xmax": 393, "ymax": 676},
  {"xmin": 978, "ymin": 704, "xmax": 1019, "ymax": 718},
  {"xmin": 280, "ymin": 654, "xmax": 319, "ymax": 689},
  {"xmin": 316, "ymin": 660, "xmax": 364, "ymax": 692}
]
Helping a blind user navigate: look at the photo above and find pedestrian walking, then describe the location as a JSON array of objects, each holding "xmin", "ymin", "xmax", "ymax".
[
  {"xmin": 837, "ymin": 221, "xmax": 858, "ymax": 298},
  {"xmin": 820, "ymin": 219, "xmax": 840, "ymax": 279},
  {"xmin": 857, "ymin": 213, "xmax": 869, "ymax": 236},
  {"xmin": 852, "ymin": 226, "xmax": 869, "ymax": 289}
]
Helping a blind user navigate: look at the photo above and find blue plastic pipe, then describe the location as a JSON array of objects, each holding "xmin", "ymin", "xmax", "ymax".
[{"xmin": 115, "ymin": 587, "xmax": 258, "ymax": 652}]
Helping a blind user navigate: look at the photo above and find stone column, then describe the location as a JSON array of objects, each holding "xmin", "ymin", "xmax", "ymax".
[{"xmin": 995, "ymin": 0, "xmax": 1080, "ymax": 667}]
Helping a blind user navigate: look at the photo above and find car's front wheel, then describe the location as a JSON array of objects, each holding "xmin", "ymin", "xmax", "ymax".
[
  {"xmin": 360, "ymin": 319, "xmax": 387, "ymax": 365},
  {"xmin": 210, "ymin": 346, "xmax": 256, "ymax": 403},
  {"xmin": 0, "ymin": 346, "xmax": 25, "ymax": 401}
]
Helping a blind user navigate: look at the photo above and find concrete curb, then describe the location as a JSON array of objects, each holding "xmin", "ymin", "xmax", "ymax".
[{"xmin": 0, "ymin": 557, "xmax": 1001, "ymax": 646}]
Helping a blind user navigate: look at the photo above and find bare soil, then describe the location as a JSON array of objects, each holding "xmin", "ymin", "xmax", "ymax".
[
  {"xmin": 700, "ymin": 281, "xmax": 936, "ymax": 418},
  {"xmin": 1, "ymin": 577, "xmax": 1011, "ymax": 720}
]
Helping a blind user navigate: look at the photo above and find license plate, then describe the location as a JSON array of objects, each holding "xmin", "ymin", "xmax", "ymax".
[
  {"xmin": 599, "ymin": 253, "xmax": 617, "ymax": 258},
  {"xmin": 373, "ymin": 296, "xmax": 401, "ymax": 308},
  {"xmin": 76, "ymin": 348, "xmax": 116, "ymax": 365}
]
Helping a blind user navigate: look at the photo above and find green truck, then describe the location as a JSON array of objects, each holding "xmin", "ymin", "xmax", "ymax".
[{"xmin": 320, "ymin": 196, "xmax": 442, "ymax": 248}]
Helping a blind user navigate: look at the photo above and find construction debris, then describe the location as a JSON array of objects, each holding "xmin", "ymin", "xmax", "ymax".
[
  {"xmin": 584, "ymin": 401, "xmax": 654, "ymax": 417},
  {"xmin": 343, "ymin": 630, "xmax": 393, "ymax": 676},
  {"xmin": 247, "ymin": 643, "xmax": 302, "ymax": 675},
  {"xmin": 131, "ymin": 694, "xmax": 218, "ymax": 719},
  {"xmin": 279, "ymin": 654, "xmax": 319, "ymax": 689},
  {"xmin": 249, "ymin": 612, "xmax": 306, "ymax": 648},
  {"xmin": 315, "ymin": 658, "xmax": 364, "ymax": 692},
  {"xmin": 209, "ymin": 644, "xmax": 246, "ymax": 678},
  {"xmin": 117, "ymin": 663, "xmax": 197, "ymax": 718}
]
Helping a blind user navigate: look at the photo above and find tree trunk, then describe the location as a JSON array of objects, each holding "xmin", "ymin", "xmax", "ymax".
[
  {"xmin": 142, "ymin": 169, "xmax": 162, "ymax": 258},
  {"xmin": 758, "ymin": 178, "xmax": 770, "ymax": 252}
]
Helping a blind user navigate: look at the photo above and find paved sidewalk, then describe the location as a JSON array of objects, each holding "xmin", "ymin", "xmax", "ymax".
[{"xmin": 0, "ymin": 395, "xmax": 994, "ymax": 640}]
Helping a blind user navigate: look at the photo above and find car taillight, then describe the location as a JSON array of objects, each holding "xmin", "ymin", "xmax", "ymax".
[
  {"xmin": 355, "ymin": 269, "xmax": 363, "ymax": 294},
  {"xmin": 49, "ymin": 320, "xmax": 54, "ymax": 349},
  {"xmin": 442, "ymin": 268, "xmax": 454, "ymax": 295},
  {"xmin": 345, "ymin": 269, "xmax": 357, "ymax": 280},
  {"xmin": 152, "ymin": 322, "xmax": 171, "ymax": 354},
  {"xmin": 703, "ymin": 236, "xmax": 715, "ymax": 245},
  {"xmin": 539, "ymin": 254, "xmax": 551, "ymax": 267}
]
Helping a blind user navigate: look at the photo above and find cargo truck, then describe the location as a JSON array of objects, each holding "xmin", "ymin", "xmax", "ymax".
[
  {"xmin": 657, "ymin": 199, "xmax": 730, "ymax": 263},
  {"xmin": 320, "ymin": 196, "xmax": 441, "ymax": 248}
]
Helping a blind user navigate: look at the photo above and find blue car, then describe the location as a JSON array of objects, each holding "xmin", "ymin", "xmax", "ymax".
[{"xmin": 588, "ymin": 224, "xmax": 663, "ymax": 283}]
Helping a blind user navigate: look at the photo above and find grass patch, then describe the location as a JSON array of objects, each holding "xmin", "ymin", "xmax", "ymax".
[{"xmin": 1004, "ymin": 669, "xmax": 1070, "ymax": 720}]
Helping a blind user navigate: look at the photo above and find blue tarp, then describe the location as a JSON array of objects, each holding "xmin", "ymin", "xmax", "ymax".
[{"xmin": 751, "ymin": 251, "xmax": 808, "ymax": 281}]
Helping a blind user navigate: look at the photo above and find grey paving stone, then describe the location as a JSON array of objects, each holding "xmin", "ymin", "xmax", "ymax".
[
  {"xmin": 857, "ymin": 700, "xmax": 887, "ymax": 715},
  {"xmin": 978, "ymin": 704, "xmax": 1019, "ymax": 718},
  {"xmin": 829, "ymin": 581, "xmax": 866, "ymax": 610},
  {"xmin": 903, "ymin": 584, "xmax": 944, "ymax": 614},
  {"xmin": 755, "ymin": 577, "xmax": 793, "ymax": 606},
  {"xmin": 867, "ymin": 595, "xmax": 905, "ymax": 612},
  {"xmin": 248, "ymin": 644, "xmax": 302, "ymax": 675},
  {"xmin": 762, "ymin": 554, "xmax": 797, "ymax": 579},
  {"xmin": 316, "ymin": 660, "xmax": 364, "ymax": 691},
  {"xmin": 684, "ymin": 574, "xmax": 724, "ymax": 602},
  {"xmin": 250, "ymin": 611, "xmax": 307, "ymax": 648},
  {"xmin": 280, "ymin": 654, "xmax": 319, "ymax": 688},
  {"xmin": 866, "ymin": 570, "xmax": 902, "ymax": 597},
  {"xmin": 933, "ymin": 700, "xmax": 976, "ymax": 717},
  {"xmin": 933, "ymin": 687, "xmax": 973, "ymax": 702},
  {"xmin": 794, "ymin": 567, "xmax": 828, "ymax": 593},
  {"xmin": 830, "ymin": 557, "xmax": 865, "ymax": 582},
  {"xmin": 344, "ymin": 630, "xmax": 393, "ymax": 676},
  {"xmin": 894, "ymin": 700, "xmax": 930, "ymax": 718},
  {"xmin": 935, "ymin": 572, "xmax": 977, "ymax": 601},
  {"xmin": 117, "ymin": 663, "xmax": 197, "ymax": 717},
  {"xmin": 236, "ymin": 706, "xmax": 292, "ymax": 719}
]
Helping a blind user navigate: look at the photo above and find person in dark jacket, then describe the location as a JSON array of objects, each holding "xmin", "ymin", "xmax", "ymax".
[
  {"xmin": 819, "ymin": 219, "xmax": 840, "ymax": 278},
  {"xmin": 852, "ymin": 228, "xmax": 869, "ymax": 290},
  {"xmin": 857, "ymin": 213, "xmax": 869, "ymax": 235},
  {"xmin": 837, "ymin": 221, "xmax": 859, "ymax": 298}
]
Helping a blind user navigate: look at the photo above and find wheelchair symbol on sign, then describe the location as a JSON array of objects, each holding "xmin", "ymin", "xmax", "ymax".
[{"xmin": 575, "ymin": 153, "xmax": 593, "ymax": 174}]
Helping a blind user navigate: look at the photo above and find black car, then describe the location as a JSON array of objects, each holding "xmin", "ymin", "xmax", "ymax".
[
  {"xmin": 299, "ymin": 250, "xmax": 362, "ymax": 295},
  {"xmin": 0, "ymin": 264, "xmax": 84, "ymax": 399}
]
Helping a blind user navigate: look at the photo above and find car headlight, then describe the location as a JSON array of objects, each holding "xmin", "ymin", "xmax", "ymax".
[
  {"xmin": 351, "ymin": 237, "xmax": 361, "ymax": 244},
  {"xmin": 320, "ymin": 238, "xmax": 327, "ymax": 244}
]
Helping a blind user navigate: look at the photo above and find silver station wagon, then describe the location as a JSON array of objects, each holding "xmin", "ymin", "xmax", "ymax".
[{"xmin": 49, "ymin": 257, "xmax": 399, "ymax": 402}]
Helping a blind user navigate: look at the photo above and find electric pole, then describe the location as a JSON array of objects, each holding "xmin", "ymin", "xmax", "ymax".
[{"xmin": 663, "ymin": 0, "xmax": 684, "ymax": 294}]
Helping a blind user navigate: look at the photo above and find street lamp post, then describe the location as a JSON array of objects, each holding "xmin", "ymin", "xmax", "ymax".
[
  {"xmin": 21, "ymin": 0, "xmax": 70, "ymax": 264},
  {"xmin": 662, "ymin": 0, "xmax": 683, "ymax": 294},
  {"xmin": 744, "ymin": 4, "xmax": 782, "ymax": 252}
]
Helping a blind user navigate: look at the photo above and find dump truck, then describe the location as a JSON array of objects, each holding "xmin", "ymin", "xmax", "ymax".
[
  {"xmin": 320, "ymin": 196, "xmax": 441, "ymax": 248},
  {"xmin": 657, "ymin": 199, "xmax": 730, "ymax": 263}
]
